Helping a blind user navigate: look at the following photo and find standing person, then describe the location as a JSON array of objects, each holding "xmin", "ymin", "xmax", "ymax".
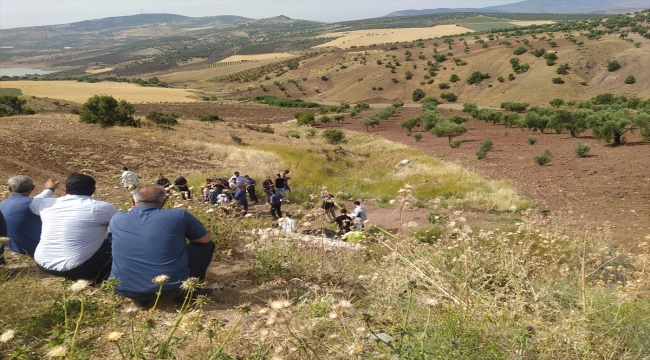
[
  {"xmin": 109, "ymin": 185, "xmax": 214, "ymax": 309},
  {"xmin": 233, "ymin": 186, "xmax": 248, "ymax": 214},
  {"xmin": 275, "ymin": 174, "xmax": 287, "ymax": 202},
  {"xmin": 269, "ymin": 190, "xmax": 283, "ymax": 220},
  {"xmin": 0, "ymin": 211, "xmax": 6, "ymax": 265},
  {"xmin": 232, "ymin": 172, "xmax": 245, "ymax": 187},
  {"xmin": 0, "ymin": 175, "xmax": 56, "ymax": 259},
  {"xmin": 350, "ymin": 201, "xmax": 368, "ymax": 231},
  {"xmin": 30, "ymin": 173, "xmax": 118, "ymax": 283},
  {"xmin": 321, "ymin": 194, "xmax": 337, "ymax": 223},
  {"xmin": 121, "ymin": 167, "xmax": 138, "ymax": 190},
  {"xmin": 280, "ymin": 213, "xmax": 296, "ymax": 233},
  {"xmin": 262, "ymin": 175, "xmax": 274, "ymax": 204},
  {"xmin": 174, "ymin": 174, "xmax": 191, "ymax": 200},
  {"xmin": 244, "ymin": 175, "xmax": 258, "ymax": 203},
  {"xmin": 335, "ymin": 209, "xmax": 353, "ymax": 235},
  {"xmin": 155, "ymin": 174, "xmax": 171, "ymax": 187},
  {"xmin": 281, "ymin": 170, "xmax": 292, "ymax": 203}
]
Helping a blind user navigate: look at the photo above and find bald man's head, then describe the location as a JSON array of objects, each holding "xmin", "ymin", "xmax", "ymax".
[{"xmin": 133, "ymin": 185, "xmax": 167, "ymax": 206}]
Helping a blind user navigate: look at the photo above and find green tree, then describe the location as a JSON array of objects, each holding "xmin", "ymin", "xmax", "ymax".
[
  {"xmin": 463, "ymin": 102, "xmax": 478, "ymax": 114},
  {"xmin": 361, "ymin": 116, "xmax": 381, "ymax": 131},
  {"xmin": 607, "ymin": 60, "xmax": 621, "ymax": 72},
  {"xmin": 466, "ymin": 71, "xmax": 490, "ymax": 85},
  {"xmin": 513, "ymin": 47, "xmax": 528, "ymax": 55},
  {"xmin": 412, "ymin": 88, "xmax": 426, "ymax": 102},
  {"xmin": 322, "ymin": 129, "xmax": 345, "ymax": 144},
  {"xmin": 501, "ymin": 112, "xmax": 521, "ymax": 128},
  {"xmin": 524, "ymin": 110, "xmax": 551, "ymax": 133},
  {"xmin": 401, "ymin": 115, "xmax": 421, "ymax": 132},
  {"xmin": 319, "ymin": 115, "xmax": 332, "ymax": 127},
  {"xmin": 294, "ymin": 112, "xmax": 315, "ymax": 126},
  {"xmin": 421, "ymin": 110, "xmax": 445, "ymax": 131},
  {"xmin": 556, "ymin": 63, "xmax": 571, "ymax": 75},
  {"xmin": 431, "ymin": 120, "xmax": 467, "ymax": 142},
  {"xmin": 501, "ymin": 102, "xmax": 529, "ymax": 113},
  {"xmin": 450, "ymin": 74, "xmax": 460, "ymax": 83},
  {"xmin": 625, "ymin": 75, "xmax": 636, "ymax": 84},
  {"xmin": 441, "ymin": 92, "xmax": 457, "ymax": 102},
  {"xmin": 448, "ymin": 114, "xmax": 469, "ymax": 124},
  {"xmin": 588, "ymin": 108, "xmax": 636, "ymax": 145},
  {"xmin": 79, "ymin": 95, "xmax": 138, "ymax": 127}
]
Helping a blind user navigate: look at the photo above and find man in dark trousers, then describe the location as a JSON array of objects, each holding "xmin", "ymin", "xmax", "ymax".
[
  {"xmin": 174, "ymin": 174, "xmax": 191, "ymax": 200},
  {"xmin": 233, "ymin": 186, "xmax": 248, "ymax": 214},
  {"xmin": 269, "ymin": 189, "xmax": 283, "ymax": 220},
  {"xmin": 262, "ymin": 175, "xmax": 274, "ymax": 204},
  {"xmin": 335, "ymin": 209, "xmax": 353, "ymax": 235},
  {"xmin": 155, "ymin": 174, "xmax": 171, "ymax": 187},
  {"xmin": 244, "ymin": 175, "xmax": 258, "ymax": 203}
]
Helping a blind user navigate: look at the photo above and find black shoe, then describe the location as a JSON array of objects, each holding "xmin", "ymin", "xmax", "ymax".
[
  {"xmin": 133, "ymin": 299, "xmax": 154, "ymax": 310},
  {"xmin": 0, "ymin": 256, "xmax": 6, "ymax": 266}
]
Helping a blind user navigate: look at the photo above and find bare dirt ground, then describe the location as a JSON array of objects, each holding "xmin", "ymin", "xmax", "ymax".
[{"xmin": 314, "ymin": 106, "xmax": 650, "ymax": 249}]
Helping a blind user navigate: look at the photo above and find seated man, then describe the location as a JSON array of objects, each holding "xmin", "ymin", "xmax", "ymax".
[
  {"xmin": 155, "ymin": 174, "xmax": 171, "ymax": 188},
  {"xmin": 31, "ymin": 173, "xmax": 118, "ymax": 283},
  {"xmin": 335, "ymin": 209, "xmax": 354, "ymax": 235},
  {"xmin": 174, "ymin": 174, "xmax": 191, "ymax": 200},
  {"xmin": 0, "ymin": 176, "xmax": 57, "ymax": 258},
  {"xmin": 109, "ymin": 185, "xmax": 215, "ymax": 308}
]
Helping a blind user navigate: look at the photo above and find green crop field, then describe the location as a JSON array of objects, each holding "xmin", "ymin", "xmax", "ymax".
[{"xmin": 0, "ymin": 88, "xmax": 22, "ymax": 96}]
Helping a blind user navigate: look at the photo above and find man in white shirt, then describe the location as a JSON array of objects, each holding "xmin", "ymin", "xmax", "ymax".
[
  {"xmin": 231, "ymin": 171, "xmax": 245, "ymax": 187},
  {"xmin": 121, "ymin": 166, "xmax": 138, "ymax": 189},
  {"xmin": 350, "ymin": 201, "xmax": 368, "ymax": 231},
  {"xmin": 31, "ymin": 173, "xmax": 118, "ymax": 283}
]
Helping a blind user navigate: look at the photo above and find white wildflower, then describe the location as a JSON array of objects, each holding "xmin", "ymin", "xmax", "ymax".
[
  {"xmin": 152, "ymin": 274, "xmax": 170, "ymax": 284},
  {"xmin": 0, "ymin": 329, "xmax": 15, "ymax": 343},
  {"xmin": 107, "ymin": 331, "xmax": 123, "ymax": 342},
  {"xmin": 68, "ymin": 279, "xmax": 90, "ymax": 292},
  {"xmin": 46, "ymin": 345, "xmax": 68, "ymax": 358}
]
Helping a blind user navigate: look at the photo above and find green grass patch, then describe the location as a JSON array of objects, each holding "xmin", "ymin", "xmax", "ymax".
[
  {"xmin": 0, "ymin": 88, "xmax": 22, "ymax": 96},
  {"xmin": 253, "ymin": 95, "xmax": 320, "ymax": 108}
]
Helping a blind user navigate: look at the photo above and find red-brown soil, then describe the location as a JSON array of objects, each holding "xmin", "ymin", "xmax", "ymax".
[{"xmin": 315, "ymin": 106, "xmax": 650, "ymax": 249}]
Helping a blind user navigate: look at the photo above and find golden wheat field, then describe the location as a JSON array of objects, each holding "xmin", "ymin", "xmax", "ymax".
[
  {"xmin": 1, "ymin": 81, "xmax": 199, "ymax": 103},
  {"xmin": 314, "ymin": 25, "xmax": 475, "ymax": 48}
]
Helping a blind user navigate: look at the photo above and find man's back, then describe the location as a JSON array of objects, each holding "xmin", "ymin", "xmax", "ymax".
[
  {"xmin": 270, "ymin": 193, "xmax": 281, "ymax": 204},
  {"xmin": 121, "ymin": 171, "xmax": 138, "ymax": 187},
  {"xmin": 31, "ymin": 195, "xmax": 118, "ymax": 271},
  {"xmin": 109, "ymin": 206, "xmax": 208, "ymax": 293},
  {"xmin": 0, "ymin": 192, "xmax": 46, "ymax": 256}
]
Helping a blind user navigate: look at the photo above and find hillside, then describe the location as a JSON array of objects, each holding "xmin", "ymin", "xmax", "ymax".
[
  {"xmin": 385, "ymin": 0, "xmax": 650, "ymax": 16},
  {"xmin": 215, "ymin": 32, "xmax": 650, "ymax": 107}
]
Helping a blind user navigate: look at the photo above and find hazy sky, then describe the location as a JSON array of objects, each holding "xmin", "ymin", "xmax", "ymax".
[{"xmin": 0, "ymin": 0, "xmax": 521, "ymax": 29}]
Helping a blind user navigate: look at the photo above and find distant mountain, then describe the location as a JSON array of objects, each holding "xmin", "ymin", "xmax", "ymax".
[{"xmin": 384, "ymin": 0, "xmax": 649, "ymax": 17}]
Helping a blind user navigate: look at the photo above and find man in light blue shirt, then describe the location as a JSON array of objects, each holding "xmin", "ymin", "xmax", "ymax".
[
  {"xmin": 0, "ymin": 175, "xmax": 57, "ymax": 259},
  {"xmin": 109, "ymin": 185, "xmax": 215, "ymax": 309}
]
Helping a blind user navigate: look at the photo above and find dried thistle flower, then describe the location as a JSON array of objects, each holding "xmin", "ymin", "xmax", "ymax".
[
  {"xmin": 0, "ymin": 329, "xmax": 15, "ymax": 343},
  {"xmin": 106, "ymin": 331, "xmax": 123, "ymax": 342},
  {"xmin": 68, "ymin": 280, "xmax": 90, "ymax": 292},
  {"xmin": 46, "ymin": 345, "xmax": 67, "ymax": 358},
  {"xmin": 152, "ymin": 274, "xmax": 170, "ymax": 284}
]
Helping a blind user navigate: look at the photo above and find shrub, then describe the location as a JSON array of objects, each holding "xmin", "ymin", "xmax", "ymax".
[
  {"xmin": 412, "ymin": 88, "xmax": 426, "ymax": 102},
  {"xmin": 449, "ymin": 139, "xmax": 461, "ymax": 148},
  {"xmin": 361, "ymin": 116, "xmax": 381, "ymax": 131},
  {"xmin": 440, "ymin": 92, "xmax": 457, "ymax": 102},
  {"xmin": 145, "ymin": 111, "xmax": 180, "ymax": 128},
  {"xmin": 431, "ymin": 120, "xmax": 467, "ymax": 142},
  {"xmin": 438, "ymin": 83, "xmax": 450, "ymax": 89},
  {"xmin": 405, "ymin": 71, "xmax": 413, "ymax": 80},
  {"xmin": 254, "ymin": 95, "xmax": 320, "ymax": 108},
  {"xmin": 475, "ymin": 137, "xmax": 494, "ymax": 159},
  {"xmin": 393, "ymin": 101, "xmax": 404, "ymax": 108},
  {"xmin": 462, "ymin": 102, "xmax": 478, "ymax": 114},
  {"xmin": 575, "ymin": 141, "xmax": 591, "ymax": 157},
  {"xmin": 319, "ymin": 115, "xmax": 332, "ymax": 127},
  {"xmin": 607, "ymin": 60, "xmax": 621, "ymax": 72},
  {"xmin": 556, "ymin": 63, "xmax": 570, "ymax": 75},
  {"xmin": 508, "ymin": 73, "xmax": 516, "ymax": 81},
  {"xmin": 497, "ymin": 76, "xmax": 505, "ymax": 82},
  {"xmin": 391, "ymin": 78, "xmax": 399, "ymax": 84},
  {"xmin": 196, "ymin": 114, "xmax": 222, "ymax": 122},
  {"xmin": 534, "ymin": 148, "xmax": 553, "ymax": 165},
  {"xmin": 466, "ymin": 71, "xmax": 490, "ymax": 85},
  {"xmin": 510, "ymin": 58, "xmax": 530, "ymax": 74},
  {"xmin": 79, "ymin": 95, "xmax": 138, "ymax": 127},
  {"xmin": 500, "ymin": 102, "xmax": 529, "ymax": 113},
  {"xmin": 527, "ymin": 136, "xmax": 537, "ymax": 145},
  {"xmin": 70, "ymin": 107, "xmax": 80, "ymax": 115},
  {"xmin": 532, "ymin": 48, "xmax": 546, "ymax": 57},
  {"xmin": 321, "ymin": 75, "xmax": 329, "ymax": 81},
  {"xmin": 513, "ymin": 47, "xmax": 528, "ymax": 55},
  {"xmin": 413, "ymin": 132, "xmax": 423, "ymax": 142},
  {"xmin": 544, "ymin": 52, "xmax": 558, "ymax": 61},
  {"xmin": 625, "ymin": 75, "xmax": 636, "ymax": 84},
  {"xmin": 322, "ymin": 129, "xmax": 345, "ymax": 144},
  {"xmin": 294, "ymin": 112, "xmax": 315, "ymax": 126},
  {"xmin": 549, "ymin": 98, "xmax": 565, "ymax": 108},
  {"xmin": 551, "ymin": 77, "xmax": 565, "ymax": 84},
  {"xmin": 450, "ymin": 74, "xmax": 460, "ymax": 82},
  {"xmin": 333, "ymin": 114, "xmax": 345, "ymax": 123}
]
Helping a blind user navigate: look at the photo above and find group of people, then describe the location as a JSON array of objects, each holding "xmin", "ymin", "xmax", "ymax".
[
  {"xmin": 0, "ymin": 174, "xmax": 214, "ymax": 309},
  {"xmin": 0, "ymin": 168, "xmax": 369, "ymax": 308}
]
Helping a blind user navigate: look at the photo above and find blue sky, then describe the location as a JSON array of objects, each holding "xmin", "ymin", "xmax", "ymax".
[{"xmin": 0, "ymin": 0, "xmax": 520, "ymax": 29}]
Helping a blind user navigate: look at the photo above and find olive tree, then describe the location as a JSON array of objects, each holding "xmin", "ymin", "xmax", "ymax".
[
  {"xmin": 80, "ymin": 95, "xmax": 138, "ymax": 127},
  {"xmin": 431, "ymin": 120, "xmax": 467, "ymax": 142}
]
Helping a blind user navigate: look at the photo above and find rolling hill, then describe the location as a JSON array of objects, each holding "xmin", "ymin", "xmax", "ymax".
[{"xmin": 385, "ymin": 0, "xmax": 650, "ymax": 17}]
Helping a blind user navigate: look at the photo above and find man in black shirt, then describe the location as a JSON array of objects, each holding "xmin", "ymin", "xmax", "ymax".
[
  {"xmin": 335, "ymin": 209, "xmax": 353, "ymax": 235},
  {"xmin": 244, "ymin": 175, "xmax": 259, "ymax": 203},
  {"xmin": 275, "ymin": 174, "xmax": 287, "ymax": 202},
  {"xmin": 174, "ymin": 175, "xmax": 191, "ymax": 200},
  {"xmin": 155, "ymin": 174, "xmax": 171, "ymax": 187}
]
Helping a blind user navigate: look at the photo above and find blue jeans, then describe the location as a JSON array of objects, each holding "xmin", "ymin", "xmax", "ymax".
[{"xmin": 277, "ymin": 188, "xmax": 288, "ymax": 201}]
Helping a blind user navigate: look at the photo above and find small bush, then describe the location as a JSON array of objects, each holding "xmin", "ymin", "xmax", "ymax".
[
  {"xmin": 196, "ymin": 114, "xmax": 222, "ymax": 122},
  {"xmin": 575, "ymin": 141, "xmax": 591, "ymax": 157},
  {"xmin": 450, "ymin": 74, "xmax": 460, "ymax": 82},
  {"xmin": 440, "ymin": 92, "xmax": 457, "ymax": 102},
  {"xmin": 475, "ymin": 137, "xmax": 493, "ymax": 159},
  {"xmin": 438, "ymin": 83, "xmax": 450, "ymax": 89},
  {"xmin": 527, "ymin": 136, "xmax": 537, "ymax": 145},
  {"xmin": 624, "ymin": 75, "xmax": 636, "ymax": 84},
  {"xmin": 70, "ymin": 107, "xmax": 80, "ymax": 115},
  {"xmin": 294, "ymin": 112, "xmax": 315, "ymax": 126},
  {"xmin": 322, "ymin": 129, "xmax": 345, "ymax": 144},
  {"xmin": 551, "ymin": 77, "xmax": 565, "ymax": 84},
  {"xmin": 449, "ymin": 139, "xmax": 461, "ymax": 148},
  {"xmin": 466, "ymin": 71, "xmax": 490, "ymax": 85},
  {"xmin": 534, "ymin": 148, "xmax": 553, "ymax": 166},
  {"xmin": 607, "ymin": 60, "xmax": 621, "ymax": 72},
  {"xmin": 321, "ymin": 75, "xmax": 329, "ymax": 81},
  {"xmin": 497, "ymin": 76, "xmax": 505, "ymax": 82},
  {"xmin": 412, "ymin": 88, "xmax": 426, "ymax": 102},
  {"xmin": 413, "ymin": 132, "xmax": 423, "ymax": 142},
  {"xmin": 513, "ymin": 47, "xmax": 528, "ymax": 55}
]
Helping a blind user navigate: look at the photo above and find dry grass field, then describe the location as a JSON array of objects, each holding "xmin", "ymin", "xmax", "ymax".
[
  {"xmin": 219, "ymin": 53, "xmax": 295, "ymax": 62},
  {"xmin": 314, "ymin": 25, "xmax": 475, "ymax": 48},
  {"xmin": 0, "ymin": 81, "xmax": 199, "ymax": 103}
]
